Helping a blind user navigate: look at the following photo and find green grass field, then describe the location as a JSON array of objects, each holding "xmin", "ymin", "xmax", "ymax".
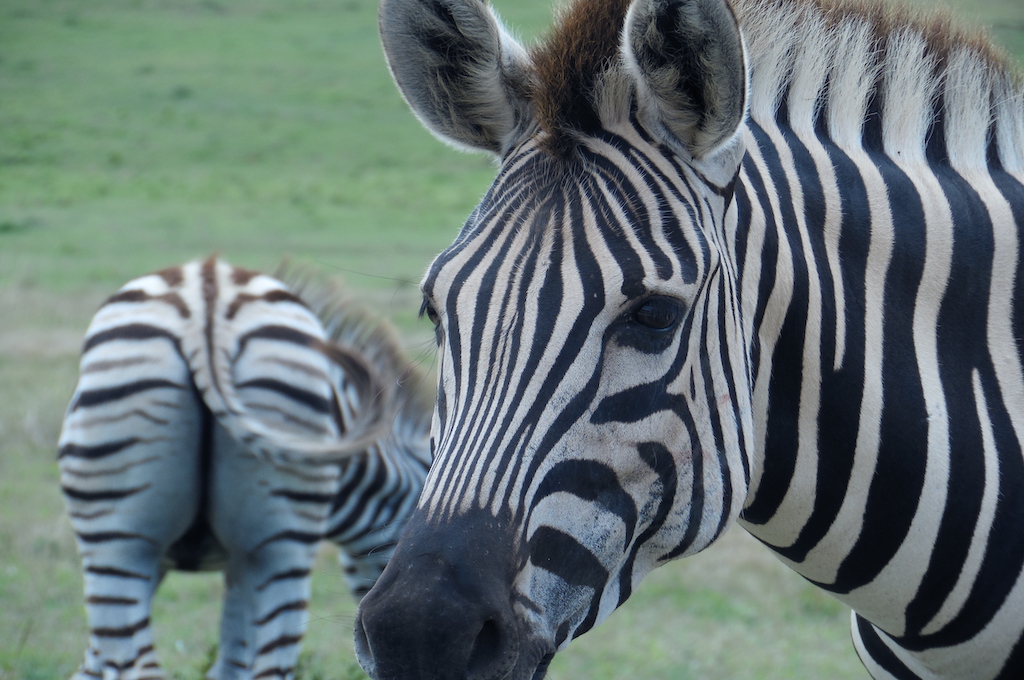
[{"xmin": 1, "ymin": 0, "xmax": 1021, "ymax": 678}]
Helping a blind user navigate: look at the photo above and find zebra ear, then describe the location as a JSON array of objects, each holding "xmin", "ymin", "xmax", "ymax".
[
  {"xmin": 622, "ymin": 0, "xmax": 747, "ymax": 159},
  {"xmin": 379, "ymin": 0, "xmax": 531, "ymax": 154}
]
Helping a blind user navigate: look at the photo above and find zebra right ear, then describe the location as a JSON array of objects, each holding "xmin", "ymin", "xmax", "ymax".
[
  {"xmin": 622, "ymin": 0, "xmax": 747, "ymax": 160},
  {"xmin": 379, "ymin": 0, "xmax": 532, "ymax": 155}
]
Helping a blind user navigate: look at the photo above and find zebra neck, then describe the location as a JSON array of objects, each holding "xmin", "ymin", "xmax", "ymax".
[{"xmin": 728, "ymin": 29, "xmax": 1024, "ymax": 648}]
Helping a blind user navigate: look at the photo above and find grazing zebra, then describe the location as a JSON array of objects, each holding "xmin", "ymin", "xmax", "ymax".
[
  {"xmin": 353, "ymin": 0, "xmax": 1024, "ymax": 677},
  {"xmin": 59, "ymin": 257, "xmax": 431, "ymax": 680}
]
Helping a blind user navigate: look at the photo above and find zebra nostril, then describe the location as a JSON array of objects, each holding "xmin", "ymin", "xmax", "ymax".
[
  {"xmin": 353, "ymin": 613, "xmax": 377, "ymax": 677},
  {"xmin": 466, "ymin": 617, "xmax": 513, "ymax": 680}
]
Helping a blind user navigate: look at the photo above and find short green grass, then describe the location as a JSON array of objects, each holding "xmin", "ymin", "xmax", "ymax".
[
  {"xmin": 0, "ymin": 0, "xmax": 1021, "ymax": 679},
  {"xmin": 0, "ymin": 0, "xmax": 498, "ymax": 307}
]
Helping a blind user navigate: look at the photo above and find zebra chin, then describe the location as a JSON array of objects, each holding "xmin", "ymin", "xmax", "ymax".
[{"xmin": 354, "ymin": 508, "xmax": 562, "ymax": 680}]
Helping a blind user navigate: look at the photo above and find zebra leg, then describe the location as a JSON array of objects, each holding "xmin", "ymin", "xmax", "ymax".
[
  {"xmin": 207, "ymin": 426, "xmax": 338, "ymax": 680},
  {"xmin": 205, "ymin": 555, "xmax": 256, "ymax": 680},
  {"xmin": 73, "ymin": 544, "xmax": 164, "ymax": 680},
  {"xmin": 61, "ymin": 381, "xmax": 204, "ymax": 680}
]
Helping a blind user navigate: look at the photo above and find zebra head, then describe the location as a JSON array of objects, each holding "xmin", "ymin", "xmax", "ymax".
[{"xmin": 357, "ymin": 0, "xmax": 751, "ymax": 677}]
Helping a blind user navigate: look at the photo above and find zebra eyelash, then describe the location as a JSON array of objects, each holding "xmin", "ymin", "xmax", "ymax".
[{"xmin": 419, "ymin": 298, "xmax": 440, "ymax": 327}]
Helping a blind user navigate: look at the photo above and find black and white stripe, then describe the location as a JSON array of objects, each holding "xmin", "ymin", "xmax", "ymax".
[
  {"xmin": 60, "ymin": 257, "xmax": 431, "ymax": 680},
  {"xmin": 354, "ymin": 0, "xmax": 1024, "ymax": 678}
]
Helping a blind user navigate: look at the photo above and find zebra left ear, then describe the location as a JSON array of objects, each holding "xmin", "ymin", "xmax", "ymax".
[{"xmin": 623, "ymin": 0, "xmax": 747, "ymax": 159}]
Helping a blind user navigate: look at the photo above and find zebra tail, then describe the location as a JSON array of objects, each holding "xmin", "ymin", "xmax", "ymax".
[{"xmin": 183, "ymin": 257, "xmax": 397, "ymax": 467}]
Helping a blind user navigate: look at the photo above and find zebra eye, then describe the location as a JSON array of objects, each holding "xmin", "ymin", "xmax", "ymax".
[
  {"xmin": 419, "ymin": 298, "xmax": 440, "ymax": 327},
  {"xmin": 631, "ymin": 296, "xmax": 684, "ymax": 332}
]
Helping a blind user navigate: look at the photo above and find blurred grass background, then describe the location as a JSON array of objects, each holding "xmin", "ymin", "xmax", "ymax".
[{"xmin": 0, "ymin": 0, "xmax": 1020, "ymax": 678}]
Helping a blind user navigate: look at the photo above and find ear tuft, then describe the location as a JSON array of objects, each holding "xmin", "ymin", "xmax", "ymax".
[
  {"xmin": 379, "ymin": 0, "xmax": 531, "ymax": 154},
  {"xmin": 623, "ymin": 0, "xmax": 747, "ymax": 158}
]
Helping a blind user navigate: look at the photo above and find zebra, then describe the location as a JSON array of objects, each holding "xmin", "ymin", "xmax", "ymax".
[
  {"xmin": 352, "ymin": 0, "xmax": 1024, "ymax": 677},
  {"xmin": 58, "ymin": 257, "xmax": 432, "ymax": 680}
]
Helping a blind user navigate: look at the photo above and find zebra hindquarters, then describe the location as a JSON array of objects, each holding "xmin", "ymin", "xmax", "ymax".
[
  {"xmin": 59, "ymin": 337, "xmax": 205, "ymax": 680},
  {"xmin": 206, "ymin": 424, "xmax": 340, "ymax": 680}
]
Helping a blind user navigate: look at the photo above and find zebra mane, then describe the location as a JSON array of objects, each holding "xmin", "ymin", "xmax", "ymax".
[
  {"xmin": 274, "ymin": 262, "xmax": 434, "ymax": 435},
  {"xmin": 528, "ymin": 0, "xmax": 1023, "ymax": 171},
  {"xmin": 734, "ymin": 0, "xmax": 1024, "ymax": 172},
  {"xmin": 530, "ymin": 0, "xmax": 632, "ymax": 156}
]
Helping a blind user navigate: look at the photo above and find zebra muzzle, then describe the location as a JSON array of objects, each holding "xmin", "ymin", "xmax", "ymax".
[{"xmin": 355, "ymin": 511, "xmax": 527, "ymax": 680}]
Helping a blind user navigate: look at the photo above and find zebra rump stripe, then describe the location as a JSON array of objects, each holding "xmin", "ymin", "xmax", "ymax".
[
  {"xmin": 59, "ymin": 257, "xmax": 431, "ymax": 680},
  {"xmin": 352, "ymin": 0, "xmax": 1024, "ymax": 678}
]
